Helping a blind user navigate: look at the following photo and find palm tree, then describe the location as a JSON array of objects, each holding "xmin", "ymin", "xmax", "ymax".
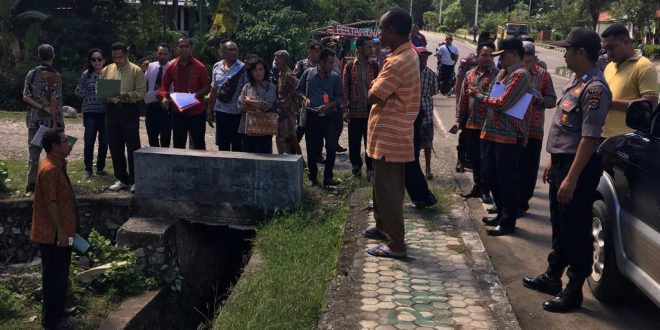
[{"xmin": 0, "ymin": 0, "xmax": 51, "ymax": 67}]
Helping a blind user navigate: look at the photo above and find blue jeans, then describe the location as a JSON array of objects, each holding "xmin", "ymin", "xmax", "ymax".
[{"xmin": 83, "ymin": 112, "xmax": 108, "ymax": 172}]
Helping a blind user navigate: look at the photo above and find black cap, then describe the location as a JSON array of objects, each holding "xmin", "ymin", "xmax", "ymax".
[
  {"xmin": 307, "ymin": 40, "xmax": 322, "ymax": 50},
  {"xmin": 492, "ymin": 37, "xmax": 523, "ymax": 56},
  {"xmin": 552, "ymin": 27, "xmax": 601, "ymax": 53}
]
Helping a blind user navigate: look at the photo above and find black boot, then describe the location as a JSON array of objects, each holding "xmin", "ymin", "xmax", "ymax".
[
  {"xmin": 543, "ymin": 281, "xmax": 584, "ymax": 313},
  {"xmin": 522, "ymin": 272, "xmax": 563, "ymax": 295}
]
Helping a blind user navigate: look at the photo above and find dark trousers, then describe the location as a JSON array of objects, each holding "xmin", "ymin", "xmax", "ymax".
[
  {"xmin": 348, "ymin": 117, "xmax": 372, "ymax": 173},
  {"xmin": 406, "ymin": 117, "xmax": 432, "ymax": 203},
  {"xmin": 82, "ymin": 112, "xmax": 107, "ymax": 173},
  {"xmin": 439, "ymin": 64, "xmax": 454, "ymax": 94},
  {"xmin": 518, "ymin": 138, "xmax": 543, "ymax": 211},
  {"xmin": 39, "ymin": 244, "xmax": 72, "ymax": 328},
  {"xmin": 373, "ymin": 159, "xmax": 406, "ymax": 253},
  {"xmin": 172, "ymin": 111, "xmax": 206, "ymax": 150},
  {"xmin": 457, "ymin": 129, "xmax": 469, "ymax": 166},
  {"xmin": 243, "ymin": 135, "xmax": 273, "ymax": 154},
  {"xmin": 145, "ymin": 102, "xmax": 171, "ymax": 147},
  {"xmin": 304, "ymin": 112, "xmax": 338, "ymax": 183},
  {"xmin": 106, "ymin": 103, "xmax": 140, "ymax": 185},
  {"xmin": 464, "ymin": 128, "xmax": 484, "ymax": 191},
  {"xmin": 215, "ymin": 112, "xmax": 243, "ymax": 151},
  {"xmin": 483, "ymin": 139, "xmax": 522, "ymax": 229},
  {"xmin": 547, "ymin": 153, "xmax": 602, "ymax": 282},
  {"xmin": 336, "ymin": 107, "xmax": 344, "ymax": 147}
]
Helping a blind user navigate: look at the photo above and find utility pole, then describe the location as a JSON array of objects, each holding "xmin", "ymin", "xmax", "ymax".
[
  {"xmin": 410, "ymin": 0, "xmax": 413, "ymax": 16},
  {"xmin": 438, "ymin": 0, "xmax": 443, "ymax": 26},
  {"xmin": 474, "ymin": 0, "xmax": 479, "ymax": 28},
  {"xmin": 528, "ymin": 0, "xmax": 532, "ymax": 20}
]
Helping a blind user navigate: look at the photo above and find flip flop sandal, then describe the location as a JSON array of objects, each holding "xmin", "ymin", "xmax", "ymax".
[
  {"xmin": 366, "ymin": 245, "xmax": 406, "ymax": 259},
  {"xmin": 361, "ymin": 227, "xmax": 387, "ymax": 240}
]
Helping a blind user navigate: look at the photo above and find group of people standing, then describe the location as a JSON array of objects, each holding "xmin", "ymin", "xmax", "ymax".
[{"xmin": 452, "ymin": 23, "xmax": 657, "ymax": 313}]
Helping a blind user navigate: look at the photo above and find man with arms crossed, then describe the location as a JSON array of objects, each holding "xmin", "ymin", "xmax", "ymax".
[{"xmin": 362, "ymin": 8, "xmax": 420, "ymax": 259}]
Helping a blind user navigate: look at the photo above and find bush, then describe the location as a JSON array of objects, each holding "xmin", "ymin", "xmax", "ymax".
[
  {"xmin": 437, "ymin": 25, "xmax": 449, "ymax": 33},
  {"xmin": 84, "ymin": 230, "xmax": 157, "ymax": 300},
  {"xmin": 0, "ymin": 285, "xmax": 21, "ymax": 319},
  {"xmin": 643, "ymin": 44, "xmax": 660, "ymax": 58},
  {"xmin": 455, "ymin": 28, "xmax": 469, "ymax": 36}
]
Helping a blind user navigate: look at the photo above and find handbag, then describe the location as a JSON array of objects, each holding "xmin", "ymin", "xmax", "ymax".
[
  {"xmin": 244, "ymin": 112, "xmax": 279, "ymax": 136},
  {"xmin": 217, "ymin": 66, "xmax": 246, "ymax": 103}
]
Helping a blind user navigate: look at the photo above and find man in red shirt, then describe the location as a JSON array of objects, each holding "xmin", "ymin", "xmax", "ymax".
[{"xmin": 159, "ymin": 38, "xmax": 211, "ymax": 149}]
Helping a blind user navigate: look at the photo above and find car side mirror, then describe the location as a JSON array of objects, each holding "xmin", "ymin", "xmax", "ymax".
[{"xmin": 625, "ymin": 100, "xmax": 654, "ymax": 133}]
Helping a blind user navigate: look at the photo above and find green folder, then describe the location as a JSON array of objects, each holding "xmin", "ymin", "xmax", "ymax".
[{"xmin": 96, "ymin": 79, "xmax": 121, "ymax": 98}]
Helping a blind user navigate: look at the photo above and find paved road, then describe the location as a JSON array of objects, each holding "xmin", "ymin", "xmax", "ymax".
[{"xmin": 423, "ymin": 31, "xmax": 659, "ymax": 329}]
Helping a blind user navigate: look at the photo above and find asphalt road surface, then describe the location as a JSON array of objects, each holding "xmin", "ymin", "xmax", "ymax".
[{"xmin": 423, "ymin": 31, "xmax": 659, "ymax": 329}]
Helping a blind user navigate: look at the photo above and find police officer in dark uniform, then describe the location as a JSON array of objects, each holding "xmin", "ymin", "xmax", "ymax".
[{"xmin": 522, "ymin": 28, "xmax": 611, "ymax": 312}]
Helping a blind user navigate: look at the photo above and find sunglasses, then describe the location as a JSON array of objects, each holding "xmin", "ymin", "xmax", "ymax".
[{"xmin": 91, "ymin": 57, "xmax": 103, "ymax": 62}]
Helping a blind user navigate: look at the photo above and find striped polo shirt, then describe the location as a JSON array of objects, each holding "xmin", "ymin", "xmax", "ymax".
[{"xmin": 367, "ymin": 42, "xmax": 420, "ymax": 163}]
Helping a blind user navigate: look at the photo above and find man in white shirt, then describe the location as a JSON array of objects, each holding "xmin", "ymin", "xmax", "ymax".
[
  {"xmin": 144, "ymin": 43, "xmax": 172, "ymax": 147},
  {"xmin": 436, "ymin": 35, "xmax": 459, "ymax": 95}
]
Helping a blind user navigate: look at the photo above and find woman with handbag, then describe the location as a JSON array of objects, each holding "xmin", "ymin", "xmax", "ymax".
[{"xmin": 237, "ymin": 57, "xmax": 278, "ymax": 154}]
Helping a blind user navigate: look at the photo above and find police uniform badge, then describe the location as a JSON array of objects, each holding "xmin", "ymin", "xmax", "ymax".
[{"xmin": 587, "ymin": 87, "xmax": 602, "ymax": 111}]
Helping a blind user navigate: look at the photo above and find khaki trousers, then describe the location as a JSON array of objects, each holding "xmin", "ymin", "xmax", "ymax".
[{"xmin": 372, "ymin": 158, "xmax": 406, "ymax": 253}]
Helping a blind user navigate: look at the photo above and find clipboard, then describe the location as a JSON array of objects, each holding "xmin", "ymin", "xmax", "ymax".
[
  {"xmin": 96, "ymin": 79, "xmax": 121, "ymax": 98},
  {"xmin": 170, "ymin": 93, "xmax": 201, "ymax": 112},
  {"xmin": 487, "ymin": 83, "xmax": 532, "ymax": 120},
  {"xmin": 30, "ymin": 125, "xmax": 50, "ymax": 147}
]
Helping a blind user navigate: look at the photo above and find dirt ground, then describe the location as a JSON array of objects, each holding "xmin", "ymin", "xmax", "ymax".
[{"xmin": 0, "ymin": 115, "xmax": 354, "ymax": 172}]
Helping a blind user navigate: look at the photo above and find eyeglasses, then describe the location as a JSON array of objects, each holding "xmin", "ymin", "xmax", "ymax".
[{"xmin": 91, "ymin": 57, "xmax": 103, "ymax": 62}]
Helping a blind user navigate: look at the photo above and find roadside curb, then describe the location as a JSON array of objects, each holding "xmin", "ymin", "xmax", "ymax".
[
  {"xmin": 449, "ymin": 171, "xmax": 522, "ymax": 330},
  {"xmin": 430, "ymin": 99, "xmax": 520, "ymax": 329}
]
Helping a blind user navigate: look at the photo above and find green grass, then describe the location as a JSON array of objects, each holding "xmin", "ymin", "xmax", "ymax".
[
  {"xmin": 213, "ymin": 172, "xmax": 366, "ymax": 330},
  {"xmin": 0, "ymin": 110, "xmax": 82, "ymax": 124},
  {"xmin": 1, "ymin": 158, "xmax": 116, "ymax": 198},
  {"xmin": 0, "ymin": 280, "xmax": 116, "ymax": 330}
]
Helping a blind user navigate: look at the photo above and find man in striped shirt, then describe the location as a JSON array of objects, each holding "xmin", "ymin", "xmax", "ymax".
[
  {"xmin": 363, "ymin": 8, "xmax": 420, "ymax": 259},
  {"xmin": 469, "ymin": 37, "xmax": 533, "ymax": 236},
  {"xmin": 453, "ymin": 41, "xmax": 498, "ymax": 204}
]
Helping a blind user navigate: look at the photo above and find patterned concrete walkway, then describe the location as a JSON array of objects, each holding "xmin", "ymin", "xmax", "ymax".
[{"xmin": 357, "ymin": 209, "xmax": 497, "ymax": 330}]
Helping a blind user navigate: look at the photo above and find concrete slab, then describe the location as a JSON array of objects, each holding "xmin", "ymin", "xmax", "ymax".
[{"xmin": 133, "ymin": 147, "xmax": 304, "ymax": 225}]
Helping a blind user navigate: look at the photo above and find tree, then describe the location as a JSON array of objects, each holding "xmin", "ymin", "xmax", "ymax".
[
  {"xmin": 585, "ymin": 0, "xmax": 610, "ymax": 30},
  {"xmin": 423, "ymin": 11, "xmax": 438, "ymax": 31},
  {"xmin": 610, "ymin": 0, "xmax": 658, "ymax": 37}
]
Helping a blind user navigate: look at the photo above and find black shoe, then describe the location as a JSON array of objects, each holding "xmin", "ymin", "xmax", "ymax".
[
  {"xmin": 487, "ymin": 206, "xmax": 498, "ymax": 214},
  {"xmin": 486, "ymin": 226, "xmax": 515, "ymax": 236},
  {"xmin": 481, "ymin": 193, "xmax": 494, "ymax": 204},
  {"xmin": 96, "ymin": 170, "xmax": 109, "ymax": 177},
  {"xmin": 460, "ymin": 188, "xmax": 480, "ymax": 199},
  {"xmin": 522, "ymin": 273, "xmax": 563, "ymax": 295},
  {"xmin": 517, "ymin": 209, "xmax": 527, "ymax": 218},
  {"xmin": 352, "ymin": 168, "xmax": 362, "ymax": 178},
  {"xmin": 481, "ymin": 217, "xmax": 500, "ymax": 226},
  {"xmin": 543, "ymin": 286, "xmax": 583, "ymax": 313},
  {"xmin": 84, "ymin": 171, "xmax": 93, "ymax": 179},
  {"xmin": 337, "ymin": 145, "xmax": 347, "ymax": 153},
  {"xmin": 323, "ymin": 178, "xmax": 341, "ymax": 187},
  {"xmin": 317, "ymin": 156, "xmax": 326, "ymax": 164},
  {"xmin": 455, "ymin": 161, "xmax": 465, "ymax": 173},
  {"xmin": 411, "ymin": 193, "xmax": 438, "ymax": 209}
]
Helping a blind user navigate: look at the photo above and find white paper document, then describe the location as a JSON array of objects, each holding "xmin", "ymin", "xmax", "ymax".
[
  {"xmin": 170, "ymin": 93, "xmax": 200, "ymax": 112},
  {"xmin": 487, "ymin": 83, "xmax": 532, "ymax": 120},
  {"xmin": 30, "ymin": 125, "xmax": 51, "ymax": 147}
]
